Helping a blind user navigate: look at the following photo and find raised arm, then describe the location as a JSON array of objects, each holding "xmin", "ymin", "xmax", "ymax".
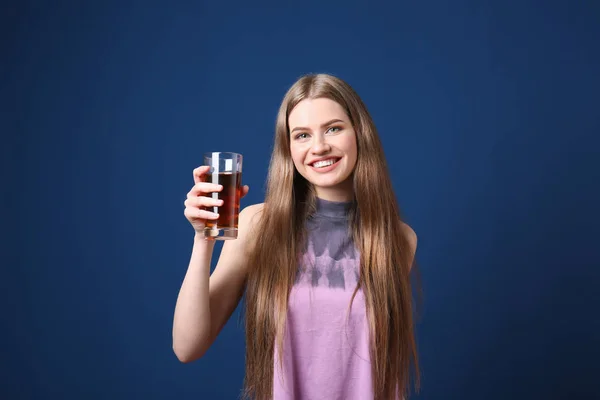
[{"xmin": 172, "ymin": 165, "xmax": 262, "ymax": 362}]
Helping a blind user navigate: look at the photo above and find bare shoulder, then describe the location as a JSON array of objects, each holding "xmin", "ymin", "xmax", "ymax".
[
  {"xmin": 216, "ymin": 203, "xmax": 264, "ymax": 260},
  {"xmin": 239, "ymin": 203, "xmax": 265, "ymax": 235},
  {"xmin": 401, "ymin": 222, "xmax": 418, "ymax": 256},
  {"xmin": 229, "ymin": 203, "xmax": 265, "ymax": 250},
  {"xmin": 240, "ymin": 202, "xmax": 265, "ymax": 222}
]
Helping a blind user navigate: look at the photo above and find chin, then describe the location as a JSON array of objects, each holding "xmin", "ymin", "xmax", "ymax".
[
  {"xmin": 309, "ymin": 176, "xmax": 347, "ymax": 188},
  {"xmin": 298, "ymin": 166, "xmax": 351, "ymax": 189}
]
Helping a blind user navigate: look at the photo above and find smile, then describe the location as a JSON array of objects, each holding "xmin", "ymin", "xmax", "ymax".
[
  {"xmin": 309, "ymin": 157, "xmax": 341, "ymax": 171},
  {"xmin": 311, "ymin": 158, "xmax": 340, "ymax": 168}
]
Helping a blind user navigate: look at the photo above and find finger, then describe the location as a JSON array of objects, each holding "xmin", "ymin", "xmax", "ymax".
[
  {"xmin": 185, "ymin": 207, "xmax": 220, "ymax": 220},
  {"xmin": 196, "ymin": 196, "xmax": 224, "ymax": 208},
  {"xmin": 193, "ymin": 166, "xmax": 211, "ymax": 185},
  {"xmin": 199, "ymin": 209, "xmax": 220, "ymax": 220},
  {"xmin": 184, "ymin": 196, "xmax": 223, "ymax": 208},
  {"xmin": 188, "ymin": 182, "xmax": 223, "ymax": 197}
]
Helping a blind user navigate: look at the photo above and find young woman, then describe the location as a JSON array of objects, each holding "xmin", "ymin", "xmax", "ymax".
[{"xmin": 173, "ymin": 73, "xmax": 420, "ymax": 399}]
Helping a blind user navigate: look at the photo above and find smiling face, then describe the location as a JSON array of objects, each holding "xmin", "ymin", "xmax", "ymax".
[{"xmin": 288, "ymin": 98, "xmax": 358, "ymax": 202}]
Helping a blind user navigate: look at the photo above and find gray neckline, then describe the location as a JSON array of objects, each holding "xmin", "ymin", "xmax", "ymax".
[{"xmin": 314, "ymin": 197, "xmax": 352, "ymax": 219}]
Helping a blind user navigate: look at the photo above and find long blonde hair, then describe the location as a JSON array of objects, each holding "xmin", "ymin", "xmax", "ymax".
[{"xmin": 243, "ymin": 73, "xmax": 420, "ymax": 399}]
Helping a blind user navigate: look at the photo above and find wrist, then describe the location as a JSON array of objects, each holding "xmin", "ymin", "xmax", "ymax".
[{"xmin": 194, "ymin": 232, "xmax": 215, "ymax": 246}]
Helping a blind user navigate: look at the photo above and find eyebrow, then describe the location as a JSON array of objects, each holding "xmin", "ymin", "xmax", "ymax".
[{"xmin": 290, "ymin": 119, "xmax": 346, "ymax": 134}]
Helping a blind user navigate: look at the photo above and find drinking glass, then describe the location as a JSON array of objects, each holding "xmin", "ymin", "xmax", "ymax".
[{"xmin": 201, "ymin": 152, "xmax": 243, "ymax": 240}]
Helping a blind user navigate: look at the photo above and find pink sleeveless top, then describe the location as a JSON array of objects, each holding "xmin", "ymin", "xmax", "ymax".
[{"xmin": 273, "ymin": 198, "xmax": 373, "ymax": 399}]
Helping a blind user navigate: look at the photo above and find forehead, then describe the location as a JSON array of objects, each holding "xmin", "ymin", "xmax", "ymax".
[{"xmin": 288, "ymin": 98, "xmax": 348, "ymax": 128}]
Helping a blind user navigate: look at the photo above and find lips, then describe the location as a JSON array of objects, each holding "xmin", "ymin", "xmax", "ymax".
[
  {"xmin": 307, "ymin": 157, "xmax": 342, "ymax": 174},
  {"xmin": 309, "ymin": 157, "xmax": 341, "ymax": 167}
]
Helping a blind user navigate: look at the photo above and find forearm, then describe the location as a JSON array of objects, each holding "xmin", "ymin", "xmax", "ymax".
[{"xmin": 172, "ymin": 234, "xmax": 215, "ymax": 362}]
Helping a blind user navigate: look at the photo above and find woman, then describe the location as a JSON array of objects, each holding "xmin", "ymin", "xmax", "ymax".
[{"xmin": 173, "ymin": 73, "xmax": 420, "ymax": 399}]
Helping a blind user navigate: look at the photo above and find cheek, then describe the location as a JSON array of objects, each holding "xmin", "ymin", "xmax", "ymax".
[
  {"xmin": 290, "ymin": 146, "xmax": 304, "ymax": 169},
  {"xmin": 343, "ymin": 137, "xmax": 358, "ymax": 163},
  {"xmin": 346, "ymin": 152, "xmax": 358, "ymax": 172}
]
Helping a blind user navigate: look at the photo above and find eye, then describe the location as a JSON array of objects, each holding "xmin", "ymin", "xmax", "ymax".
[
  {"xmin": 326, "ymin": 126, "xmax": 342, "ymax": 134},
  {"xmin": 294, "ymin": 132, "xmax": 309, "ymax": 140}
]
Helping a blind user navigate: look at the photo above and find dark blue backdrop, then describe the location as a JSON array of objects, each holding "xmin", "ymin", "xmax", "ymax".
[{"xmin": 3, "ymin": 1, "xmax": 599, "ymax": 399}]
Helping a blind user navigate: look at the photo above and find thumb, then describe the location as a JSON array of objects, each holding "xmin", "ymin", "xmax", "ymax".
[{"xmin": 241, "ymin": 185, "xmax": 250, "ymax": 198}]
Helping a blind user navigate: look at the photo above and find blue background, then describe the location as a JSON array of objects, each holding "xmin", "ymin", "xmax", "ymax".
[{"xmin": 3, "ymin": 1, "xmax": 599, "ymax": 399}]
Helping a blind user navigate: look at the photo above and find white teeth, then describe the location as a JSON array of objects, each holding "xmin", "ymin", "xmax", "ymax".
[{"xmin": 313, "ymin": 159, "xmax": 337, "ymax": 168}]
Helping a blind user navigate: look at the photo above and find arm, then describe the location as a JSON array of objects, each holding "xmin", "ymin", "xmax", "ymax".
[{"xmin": 172, "ymin": 203, "xmax": 263, "ymax": 362}]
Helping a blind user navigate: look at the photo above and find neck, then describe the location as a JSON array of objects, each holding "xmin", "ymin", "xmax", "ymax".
[{"xmin": 314, "ymin": 181, "xmax": 354, "ymax": 202}]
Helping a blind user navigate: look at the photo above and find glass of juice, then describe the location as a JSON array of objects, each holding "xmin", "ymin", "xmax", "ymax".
[{"xmin": 201, "ymin": 152, "xmax": 243, "ymax": 240}]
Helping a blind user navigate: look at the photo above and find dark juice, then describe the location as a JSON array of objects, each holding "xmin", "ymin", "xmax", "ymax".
[{"xmin": 202, "ymin": 171, "xmax": 242, "ymax": 231}]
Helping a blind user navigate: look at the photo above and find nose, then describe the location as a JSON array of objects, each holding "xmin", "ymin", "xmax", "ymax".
[{"xmin": 310, "ymin": 134, "xmax": 331, "ymax": 155}]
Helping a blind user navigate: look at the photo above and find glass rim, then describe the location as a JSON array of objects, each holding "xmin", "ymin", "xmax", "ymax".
[{"xmin": 203, "ymin": 151, "xmax": 242, "ymax": 159}]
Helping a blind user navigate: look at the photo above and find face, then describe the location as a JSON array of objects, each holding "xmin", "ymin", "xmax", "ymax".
[{"xmin": 288, "ymin": 98, "xmax": 358, "ymax": 202}]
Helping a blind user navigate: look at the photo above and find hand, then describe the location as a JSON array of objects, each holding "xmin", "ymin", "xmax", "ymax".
[{"xmin": 183, "ymin": 166, "xmax": 250, "ymax": 235}]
